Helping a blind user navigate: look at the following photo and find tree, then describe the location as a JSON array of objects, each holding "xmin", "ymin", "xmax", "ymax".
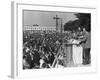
[
  {"xmin": 64, "ymin": 13, "xmax": 91, "ymax": 32},
  {"xmin": 75, "ymin": 13, "xmax": 91, "ymax": 32},
  {"xmin": 64, "ymin": 20, "xmax": 80, "ymax": 31}
]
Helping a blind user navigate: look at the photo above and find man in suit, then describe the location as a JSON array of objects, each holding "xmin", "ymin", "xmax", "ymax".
[{"xmin": 81, "ymin": 28, "xmax": 91, "ymax": 65}]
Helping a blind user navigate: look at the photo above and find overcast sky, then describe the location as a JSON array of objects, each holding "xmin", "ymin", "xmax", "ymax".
[{"xmin": 23, "ymin": 10, "xmax": 78, "ymax": 27}]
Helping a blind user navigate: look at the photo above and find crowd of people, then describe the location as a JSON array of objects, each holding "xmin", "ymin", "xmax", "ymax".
[{"xmin": 23, "ymin": 28, "xmax": 91, "ymax": 69}]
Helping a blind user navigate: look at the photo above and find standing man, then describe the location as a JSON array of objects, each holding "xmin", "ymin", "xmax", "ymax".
[{"xmin": 81, "ymin": 28, "xmax": 91, "ymax": 65}]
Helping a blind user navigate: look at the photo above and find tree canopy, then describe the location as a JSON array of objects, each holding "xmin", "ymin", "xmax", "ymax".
[{"xmin": 64, "ymin": 13, "xmax": 91, "ymax": 32}]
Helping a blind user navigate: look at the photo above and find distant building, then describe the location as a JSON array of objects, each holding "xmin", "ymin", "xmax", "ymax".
[{"xmin": 23, "ymin": 25, "xmax": 56, "ymax": 31}]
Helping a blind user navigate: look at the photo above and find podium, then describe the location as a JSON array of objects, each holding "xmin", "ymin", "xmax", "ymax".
[
  {"xmin": 64, "ymin": 39, "xmax": 83, "ymax": 66},
  {"xmin": 72, "ymin": 44, "xmax": 83, "ymax": 65}
]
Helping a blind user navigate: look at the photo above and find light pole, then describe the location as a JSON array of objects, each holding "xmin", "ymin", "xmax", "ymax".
[
  {"xmin": 53, "ymin": 15, "xmax": 60, "ymax": 31},
  {"xmin": 61, "ymin": 18, "xmax": 63, "ymax": 33}
]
